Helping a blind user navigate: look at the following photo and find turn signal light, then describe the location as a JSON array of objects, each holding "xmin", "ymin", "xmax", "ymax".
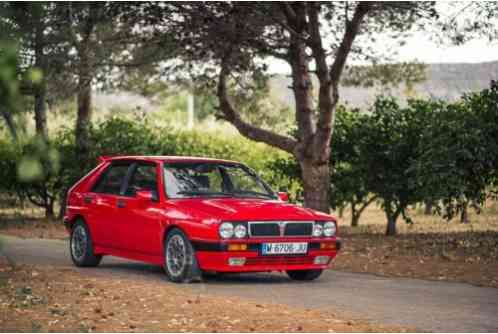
[
  {"xmin": 320, "ymin": 242, "xmax": 336, "ymax": 250},
  {"xmin": 228, "ymin": 244, "xmax": 248, "ymax": 251}
]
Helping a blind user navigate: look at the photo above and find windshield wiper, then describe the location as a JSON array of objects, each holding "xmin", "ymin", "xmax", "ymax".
[
  {"xmin": 230, "ymin": 190, "xmax": 275, "ymax": 199},
  {"xmin": 176, "ymin": 190, "xmax": 232, "ymax": 197}
]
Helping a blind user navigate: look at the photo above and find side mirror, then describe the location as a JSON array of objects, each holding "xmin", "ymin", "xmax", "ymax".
[
  {"xmin": 277, "ymin": 191, "xmax": 289, "ymax": 202},
  {"xmin": 136, "ymin": 190, "xmax": 158, "ymax": 202}
]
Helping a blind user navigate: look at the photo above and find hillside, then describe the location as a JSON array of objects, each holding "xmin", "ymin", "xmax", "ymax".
[{"xmin": 268, "ymin": 61, "xmax": 498, "ymax": 108}]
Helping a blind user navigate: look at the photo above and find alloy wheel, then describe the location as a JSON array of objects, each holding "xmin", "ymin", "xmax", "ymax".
[
  {"xmin": 71, "ymin": 225, "xmax": 87, "ymax": 262},
  {"xmin": 166, "ymin": 234, "xmax": 186, "ymax": 277}
]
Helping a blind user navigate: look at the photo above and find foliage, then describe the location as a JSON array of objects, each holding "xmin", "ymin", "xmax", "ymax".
[
  {"xmin": 414, "ymin": 82, "xmax": 498, "ymax": 221},
  {"xmin": 329, "ymin": 107, "xmax": 377, "ymax": 226},
  {"xmin": 131, "ymin": 2, "xmax": 437, "ymax": 213},
  {"xmin": 0, "ymin": 43, "xmax": 21, "ymax": 140},
  {"xmin": 358, "ymin": 98, "xmax": 430, "ymax": 235},
  {"xmin": 268, "ymin": 93, "xmax": 498, "ymax": 235},
  {"xmin": 0, "ymin": 118, "xmax": 288, "ymax": 218},
  {"xmin": 440, "ymin": 2, "xmax": 498, "ymax": 44},
  {"xmin": 342, "ymin": 62, "xmax": 427, "ymax": 91}
]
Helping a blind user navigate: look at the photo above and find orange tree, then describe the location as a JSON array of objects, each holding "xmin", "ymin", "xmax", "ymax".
[{"xmin": 414, "ymin": 83, "xmax": 498, "ymax": 224}]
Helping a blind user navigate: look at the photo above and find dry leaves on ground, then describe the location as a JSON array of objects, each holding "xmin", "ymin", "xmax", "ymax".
[{"xmin": 0, "ymin": 263, "xmax": 410, "ymax": 333}]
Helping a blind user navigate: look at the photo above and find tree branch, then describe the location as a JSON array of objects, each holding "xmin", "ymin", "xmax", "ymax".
[
  {"xmin": 329, "ymin": 2, "xmax": 371, "ymax": 85},
  {"xmin": 279, "ymin": 2, "xmax": 297, "ymax": 25},
  {"xmin": 313, "ymin": 2, "xmax": 371, "ymax": 161},
  {"xmin": 217, "ymin": 59, "xmax": 297, "ymax": 154},
  {"xmin": 358, "ymin": 195, "xmax": 378, "ymax": 215},
  {"xmin": 307, "ymin": 3, "xmax": 329, "ymax": 81},
  {"xmin": 0, "ymin": 106, "xmax": 18, "ymax": 143}
]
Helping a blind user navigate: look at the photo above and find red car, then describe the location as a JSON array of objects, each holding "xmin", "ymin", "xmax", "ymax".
[{"xmin": 64, "ymin": 156, "xmax": 340, "ymax": 282}]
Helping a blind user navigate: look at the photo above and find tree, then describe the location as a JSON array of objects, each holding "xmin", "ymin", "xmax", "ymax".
[
  {"xmin": 414, "ymin": 83, "xmax": 498, "ymax": 224},
  {"xmin": 0, "ymin": 3, "xmax": 70, "ymax": 141},
  {"xmin": 0, "ymin": 44, "xmax": 21, "ymax": 141},
  {"xmin": 359, "ymin": 98, "xmax": 430, "ymax": 235},
  {"xmin": 149, "ymin": 2, "xmax": 436, "ymax": 213},
  {"xmin": 329, "ymin": 107, "xmax": 377, "ymax": 227},
  {"xmin": 61, "ymin": 3, "xmax": 118, "ymax": 163}
]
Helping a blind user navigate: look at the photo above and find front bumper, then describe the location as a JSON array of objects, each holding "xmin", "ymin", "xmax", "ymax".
[{"xmin": 193, "ymin": 239, "xmax": 341, "ymax": 272}]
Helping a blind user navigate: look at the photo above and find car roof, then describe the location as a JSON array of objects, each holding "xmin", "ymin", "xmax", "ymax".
[{"xmin": 100, "ymin": 155, "xmax": 241, "ymax": 165}]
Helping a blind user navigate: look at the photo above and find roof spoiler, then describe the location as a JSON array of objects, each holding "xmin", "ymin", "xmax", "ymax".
[{"xmin": 98, "ymin": 155, "xmax": 114, "ymax": 163}]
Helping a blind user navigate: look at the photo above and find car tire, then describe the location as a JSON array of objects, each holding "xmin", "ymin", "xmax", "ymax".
[
  {"xmin": 70, "ymin": 219, "xmax": 102, "ymax": 267},
  {"xmin": 163, "ymin": 228, "xmax": 202, "ymax": 283},
  {"xmin": 286, "ymin": 269, "xmax": 323, "ymax": 281}
]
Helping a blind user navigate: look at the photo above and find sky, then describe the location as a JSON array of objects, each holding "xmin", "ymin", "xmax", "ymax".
[
  {"xmin": 269, "ymin": 2, "xmax": 498, "ymax": 74},
  {"xmin": 394, "ymin": 32, "xmax": 498, "ymax": 64}
]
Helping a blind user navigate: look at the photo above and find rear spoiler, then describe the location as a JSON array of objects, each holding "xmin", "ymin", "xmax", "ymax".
[{"xmin": 98, "ymin": 155, "xmax": 115, "ymax": 163}]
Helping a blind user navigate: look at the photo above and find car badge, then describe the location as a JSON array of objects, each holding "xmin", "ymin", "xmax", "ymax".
[{"xmin": 278, "ymin": 221, "xmax": 286, "ymax": 236}]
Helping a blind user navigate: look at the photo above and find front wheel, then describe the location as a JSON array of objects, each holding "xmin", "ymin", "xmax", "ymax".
[
  {"xmin": 70, "ymin": 219, "xmax": 102, "ymax": 267},
  {"xmin": 163, "ymin": 228, "xmax": 202, "ymax": 283},
  {"xmin": 286, "ymin": 269, "xmax": 323, "ymax": 281}
]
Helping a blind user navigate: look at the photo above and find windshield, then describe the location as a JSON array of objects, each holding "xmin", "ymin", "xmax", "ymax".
[{"xmin": 163, "ymin": 162, "xmax": 276, "ymax": 199}]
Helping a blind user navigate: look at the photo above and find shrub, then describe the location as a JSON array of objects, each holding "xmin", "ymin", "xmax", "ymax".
[{"xmin": 0, "ymin": 117, "xmax": 290, "ymax": 218}]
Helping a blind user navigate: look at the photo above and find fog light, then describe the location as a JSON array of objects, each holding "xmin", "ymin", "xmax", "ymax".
[
  {"xmin": 314, "ymin": 256, "xmax": 331, "ymax": 265},
  {"xmin": 228, "ymin": 244, "xmax": 248, "ymax": 251},
  {"xmin": 228, "ymin": 257, "xmax": 246, "ymax": 266},
  {"xmin": 320, "ymin": 242, "xmax": 336, "ymax": 250}
]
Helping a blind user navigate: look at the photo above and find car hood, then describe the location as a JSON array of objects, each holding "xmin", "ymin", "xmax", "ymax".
[{"xmin": 169, "ymin": 197, "xmax": 334, "ymax": 221}]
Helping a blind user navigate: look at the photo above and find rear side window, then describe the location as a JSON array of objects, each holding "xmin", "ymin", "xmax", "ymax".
[
  {"xmin": 124, "ymin": 164, "xmax": 158, "ymax": 197},
  {"xmin": 92, "ymin": 164, "xmax": 131, "ymax": 195}
]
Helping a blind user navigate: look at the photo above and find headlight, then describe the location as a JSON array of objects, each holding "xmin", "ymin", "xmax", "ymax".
[
  {"xmin": 323, "ymin": 221, "xmax": 336, "ymax": 237},
  {"xmin": 234, "ymin": 224, "xmax": 247, "ymax": 238},
  {"xmin": 312, "ymin": 223, "xmax": 323, "ymax": 237},
  {"xmin": 219, "ymin": 222, "xmax": 234, "ymax": 239}
]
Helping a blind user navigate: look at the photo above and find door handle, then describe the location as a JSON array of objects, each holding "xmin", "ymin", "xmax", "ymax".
[
  {"xmin": 117, "ymin": 199, "xmax": 126, "ymax": 208},
  {"xmin": 84, "ymin": 196, "xmax": 93, "ymax": 204}
]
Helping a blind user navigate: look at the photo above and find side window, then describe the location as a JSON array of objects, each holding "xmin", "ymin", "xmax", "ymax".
[
  {"xmin": 92, "ymin": 164, "xmax": 130, "ymax": 195},
  {"xmin": 124, "ymin": 164, "xmax": 158, "ymax": 197}
]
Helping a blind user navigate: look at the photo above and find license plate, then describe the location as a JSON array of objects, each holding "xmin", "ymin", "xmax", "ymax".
[{"xmin": 261, "ymin": 242, "xmax": 308, "ymax": 255}]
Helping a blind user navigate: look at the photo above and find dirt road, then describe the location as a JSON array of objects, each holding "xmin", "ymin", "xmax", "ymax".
[{"xmin": 1, "ymin": 235, "xmax": 497, "ymax": 332}]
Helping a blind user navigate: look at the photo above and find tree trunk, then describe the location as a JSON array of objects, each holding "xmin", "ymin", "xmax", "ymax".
[
  {"xmin": 351, "ymin": 196, "xmax": 377, "ymax": 227},
  {"xmin": 0, "ymin": 106, "xmax": 17, "ymax": 142},
  {"xmin": 34, "ymin": 85, "xmax": 47, "ymax": 140},
  {"xmin": 34, "ymin": 22, "xmax": 48, "ymax": 141},
  {"xmin": 58, "ymin": 190, "xmax": 68, "ymax": 220},
  {"xmin": 385, "ymin": 214, "xmax": 397, "ymax": 236},
  {"xmin": 385, "ymin": 201, "xmax": 400, "ymax": 236},
  {"xmin": 45, "ymin": 201, "xmax": 55, "ymax": 220},
  {"xmin": 338, "ymin": 205, "xmax": 345, "ymax": 218},
  {"xmin": 351, "ymin": 202, "xmax": 359, "ymax": 227},
  {"xmin": 351, "ymin": 212, "xmax": 360, "ymax": 227},
  {"xmin": 424, "ymin": 201, "xmax": 433, "ymax": 215},
  {"xmin": 75, "ymin": 50, "xmax": 93, "ymax": 164},
  {"xmin": 460, "ymin": 204, "xmax": 469, "ymax": 224},
  {"xmin": 300, "ymin": 159, "xmax": 330, "ymax": 213}
]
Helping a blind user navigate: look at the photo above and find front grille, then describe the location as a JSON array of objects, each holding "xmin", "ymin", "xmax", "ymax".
[
  {"xmin": 284, "ymin": 222, "xmax": 313, "ymax": 236},
  {"xmin": 248, "ymin": 221, "xmax": 313, "ymax": 237},
  {"xmin": 245, "ymin": 256, "xmax": 314, "ymax": 266},
  {"xmin": 250, "ymin": 223, "xmax": 280, "ymax": 237}
]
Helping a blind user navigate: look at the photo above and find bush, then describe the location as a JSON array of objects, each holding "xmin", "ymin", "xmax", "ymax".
[{"xmin": 0, "ymin": 117, "xmax": 290, "ymax": 218}]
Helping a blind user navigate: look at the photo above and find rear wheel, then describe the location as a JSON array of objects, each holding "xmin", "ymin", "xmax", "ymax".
[
  {"xmin": 286, "ymin": 269, "xmax": 323, "ymax": 281},
  {"xmin": 163, "ymin": 228, "xmax": 202, "ymax": 283},
  {"xmin": 70, "ymin": 219, "xmax": 102, "ymax": 267}
]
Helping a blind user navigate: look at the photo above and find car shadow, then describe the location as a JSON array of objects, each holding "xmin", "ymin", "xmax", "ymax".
[{"xmin": 95, "ymin": 258, "xmax": 296, "ymax": 285}]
